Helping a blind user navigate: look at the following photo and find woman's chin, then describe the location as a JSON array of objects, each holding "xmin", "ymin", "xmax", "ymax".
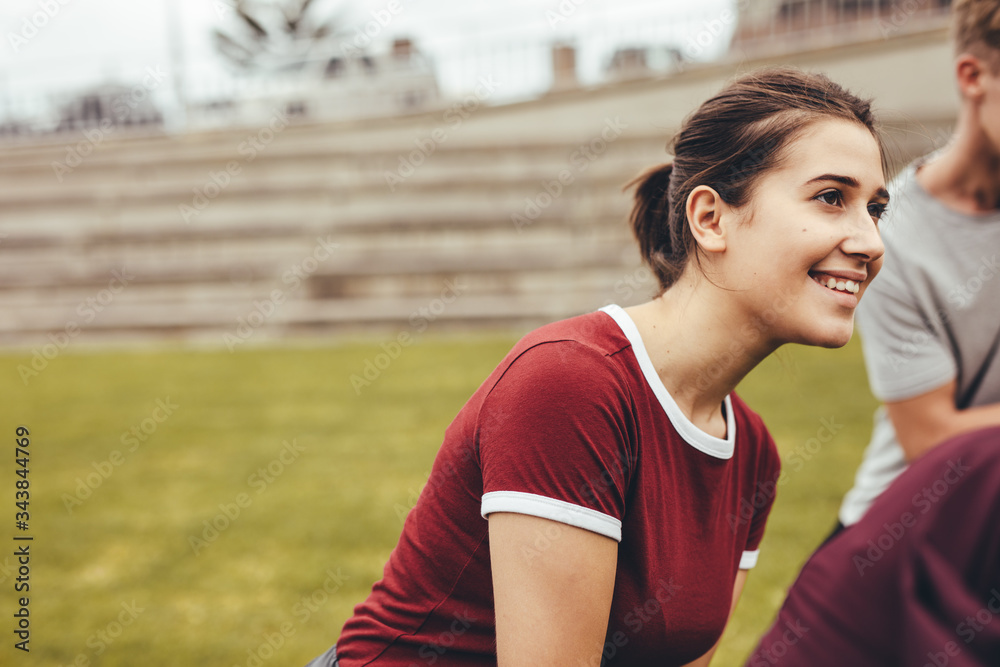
[{"xmin": 797, "ymin": 321, "xmax": 855, "ymax": 349}]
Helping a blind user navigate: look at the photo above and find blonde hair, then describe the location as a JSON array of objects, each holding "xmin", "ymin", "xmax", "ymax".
[{"xmin": 952, "ymin": 0, "xmax": 1000, "ymax": 68}]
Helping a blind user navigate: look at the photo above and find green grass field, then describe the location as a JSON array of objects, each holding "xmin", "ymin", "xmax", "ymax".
[{"xmin": 0, "ymin": 331, "xmax": 878, "ymax": 666}]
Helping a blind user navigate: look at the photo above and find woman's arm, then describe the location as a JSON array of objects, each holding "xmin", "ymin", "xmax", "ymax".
[
  {"xmin": 886, "ymin": 379, "xmax": 1000, "ymax": 461},
  {"xmin": 489, "ymin": 512, "xmax": 618, "ymax": 667},
  {"xmin": 682, "ymin": 569, "xmax": 748, "ymax": 667}
]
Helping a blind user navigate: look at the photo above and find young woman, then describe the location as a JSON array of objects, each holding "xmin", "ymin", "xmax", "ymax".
[{"xmin": 305, "ymin": 66, "xmax": 890, "ymax": 667}]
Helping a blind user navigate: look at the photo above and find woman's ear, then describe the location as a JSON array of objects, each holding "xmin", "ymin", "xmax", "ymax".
[{"xmin": 685, "ymin": 185, "xmax": 727, "ymax": 254}]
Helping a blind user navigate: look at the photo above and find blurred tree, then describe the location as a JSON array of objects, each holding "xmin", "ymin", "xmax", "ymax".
[{"xmin": 213, "ymin": 0, "xmax": 350, "ymax": 70}]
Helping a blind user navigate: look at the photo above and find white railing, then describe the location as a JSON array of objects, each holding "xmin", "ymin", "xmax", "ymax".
[
  {"xmin": 733, "ymin": 0, "xmax": 952, "ymax": 50},
  {"xmin": 0, "ymin": 1, "xmax": 953, "ymax": 140}
]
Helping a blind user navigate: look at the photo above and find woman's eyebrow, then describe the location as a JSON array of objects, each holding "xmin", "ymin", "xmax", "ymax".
[
  {"xmin": 806, "ymin": 173, "xmax": 858, "ymax": 187},
  {"xmin": 804, "ymin": 173, "xmax": 889, "ymax": 200}
]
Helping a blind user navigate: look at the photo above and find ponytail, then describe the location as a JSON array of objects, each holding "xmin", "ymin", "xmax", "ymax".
[{"xmin": 625, "ymin": 162, "xmax": 686, "ymax": 293}]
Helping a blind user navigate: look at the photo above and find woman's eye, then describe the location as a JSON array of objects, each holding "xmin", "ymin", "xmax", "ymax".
[
  {"xmin": 868, "ymin": 202, "xmax": 888, "ymax": 221},
  {"xmin": 816, "ymin": 190, "xmax": 841, "ymax": 206}
]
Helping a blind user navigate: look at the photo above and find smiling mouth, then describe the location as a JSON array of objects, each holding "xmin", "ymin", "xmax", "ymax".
[{"xmin": 809, "ymin": 272, "xmax": 861, "ymax": 295}]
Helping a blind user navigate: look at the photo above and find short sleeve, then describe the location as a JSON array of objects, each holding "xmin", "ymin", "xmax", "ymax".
[
  {"xmin": 856, "ymin": 244, "xmax": 956, "ymax": 402},
  {"xmin": 741, "ymin": 427, "xmax": 781, "ymax": 570},
  {"xmin": 477, "ymin": 341, "xmax": 634, "ymax": 542}
]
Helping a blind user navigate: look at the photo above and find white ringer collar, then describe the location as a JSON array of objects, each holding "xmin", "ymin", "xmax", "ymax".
[{"xmin": 599, "ymin": 304, "xmax": 736, "ymax": 459}]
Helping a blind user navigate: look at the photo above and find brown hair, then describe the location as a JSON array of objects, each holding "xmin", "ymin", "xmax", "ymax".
[
  {"xmin": 627, "ymin": 67, "xmax": 887, "ymax": 293},
  {"xmin": 952, "ymin": 0, "xmax": 1000, "ymax": 66}
]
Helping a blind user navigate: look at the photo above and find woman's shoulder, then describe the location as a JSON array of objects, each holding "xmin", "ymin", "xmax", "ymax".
[
  {"xmin": 477, "ymin": 310, "xmax": 636, "ymax": 409},
  {"xmin": 518, "ymin": 309, "xmax": 632, "ymax": 356}
]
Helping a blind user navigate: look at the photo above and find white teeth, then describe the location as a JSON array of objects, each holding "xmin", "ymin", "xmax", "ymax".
[{"xmin": 814, "ymin": 275, "xmax": 862, "ymax": 294}]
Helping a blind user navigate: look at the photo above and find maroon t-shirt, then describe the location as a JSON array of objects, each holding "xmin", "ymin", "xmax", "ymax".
[{"xmin": 337, "ymin": 305, "xmax": 781, "ymax": 666}]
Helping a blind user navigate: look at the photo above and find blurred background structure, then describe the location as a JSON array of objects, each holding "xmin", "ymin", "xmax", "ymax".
[{"xmin": 0, "ymin": 0, "xmax": 957, "ymax": 347}]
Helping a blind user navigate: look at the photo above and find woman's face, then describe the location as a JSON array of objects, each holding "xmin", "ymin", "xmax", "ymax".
[{"xmin": 717, "ymin": 118, "xmax": 888, "ymax": 349}]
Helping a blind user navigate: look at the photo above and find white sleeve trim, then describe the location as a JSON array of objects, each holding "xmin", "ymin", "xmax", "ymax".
[
  {"xmin": 481, "ymin": 491, "xmax": 622, "ymax": 542},
  {"xmin": 740, "ymin": 549, "xmax": 760, "ymax": 570}
]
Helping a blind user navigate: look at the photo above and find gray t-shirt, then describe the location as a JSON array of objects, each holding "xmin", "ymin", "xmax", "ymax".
[{"xmin": 839, "ymin": 156, "xmax": 1000, "ymax": 526}]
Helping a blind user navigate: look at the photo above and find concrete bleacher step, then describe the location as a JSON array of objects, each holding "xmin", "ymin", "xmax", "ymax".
[
  {"xmin": 0, "ymin": 171, "xmax": 638, "ymax": 214},
  {"xmin": 0, "ymin": 267, "xmax": 652, "ymax": 343},
  {"xmin": 0, "ymin": 135, "xmax": 661, "ymax": 195},
  {"xmin": 0, "ymin": 231, "xmax": 636, "ymax": 290},
  {"xmin": 0, "ymin": 106, "xmax": 661, "ymax": 164},
  {"xmin": 0, "ymin": 142, "xmax": 644, "ymax": 217},
  {"xmin": 0, "ymin": 93, "xmax": 668, "ymax": 346},
  {"xmin": 0, "ymin": 201, "xmax": 632, "ymax": 239},
  {"xmin": 0, "ymin": 211, "xmax": 632, "ymax": 256}
]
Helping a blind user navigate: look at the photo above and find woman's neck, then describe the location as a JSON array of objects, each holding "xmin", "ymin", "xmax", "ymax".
[{"xmin": 624, "ymin": 279, "xmax": 777, "ymax": 437}]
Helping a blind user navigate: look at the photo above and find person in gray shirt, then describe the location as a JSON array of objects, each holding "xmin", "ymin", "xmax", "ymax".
[{"xmin": 838, "ymin": 0, "xmax": 1000, "ymax": 528}]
